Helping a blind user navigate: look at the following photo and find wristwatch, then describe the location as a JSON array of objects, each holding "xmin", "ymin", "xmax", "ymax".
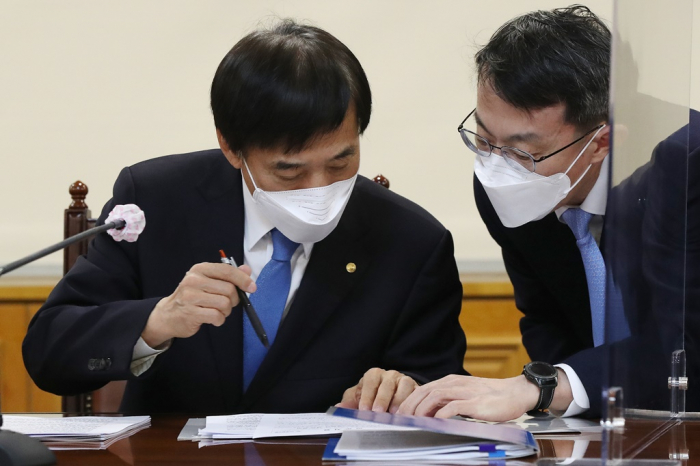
[{"xmin": 522, "ymin": 361, "xmax": 558, "ymax": 413}]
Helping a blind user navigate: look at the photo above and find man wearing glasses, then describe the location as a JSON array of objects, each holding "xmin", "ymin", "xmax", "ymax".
[
  {"xmin": 349, "ymin": 2, "xmax": 700, "ymax": 420},
  {"xmin": 341, "ymin": 5, "xmax": 620, "ymax": 420}
]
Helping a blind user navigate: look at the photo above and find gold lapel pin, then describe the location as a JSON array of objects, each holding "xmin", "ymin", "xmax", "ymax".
[{"xmin": 346, "ymin": 262, "xmax": 357, "ymax": 273}]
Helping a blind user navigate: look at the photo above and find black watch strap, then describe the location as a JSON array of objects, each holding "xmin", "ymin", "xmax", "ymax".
[
  {"xmin": 523, "ymin": 361, "xmax": 558, "ymax": 412},
  {"xmin": 534, "ymin": 384, "xmax": 555, "ymax": 411}
]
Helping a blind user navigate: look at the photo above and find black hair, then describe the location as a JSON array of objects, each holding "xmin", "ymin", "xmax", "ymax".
[
  {"xmin": 475, "ymin": 5, "xmax": 610, "ymax": 130},
  {"xmin": 211, "ymin": 19, "xmax": 371, "ymax": 154}
]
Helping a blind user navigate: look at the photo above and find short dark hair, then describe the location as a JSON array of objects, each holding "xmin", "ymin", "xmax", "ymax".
[
  {"xmin": 211, "ymin": 19, "xmax": 372, "ymax": 154},
  {"xmin": 475, "ymin": 5, "xmax": 610, "ymax": 130}
]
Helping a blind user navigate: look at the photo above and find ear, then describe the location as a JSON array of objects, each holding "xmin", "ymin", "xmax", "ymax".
[
  {"xmin": 216, "ymin": 129, "xmax": 243, "ymax": 169},
  {"xmin": 589, "ymin": 124, "xmax": 611, "ymax": 164}
]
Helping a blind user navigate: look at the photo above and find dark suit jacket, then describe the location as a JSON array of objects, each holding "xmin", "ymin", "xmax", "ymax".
[
  {"xmin": 23, "ymin": 149, "xmax": 467, "ymax": 414},
  {"xmin": 474, "ymin": 113, "xmax": 700, "ymax": 416}
]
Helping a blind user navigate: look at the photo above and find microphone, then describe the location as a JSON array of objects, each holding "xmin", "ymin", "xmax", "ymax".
[{"xmin": 0, "ymin": 204, "xmax": 146, "ymax": 277}]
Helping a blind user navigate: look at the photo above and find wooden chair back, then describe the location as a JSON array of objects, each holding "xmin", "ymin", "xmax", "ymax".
[{"xmin": 62, "ymin": 181, "xmax": 126, "ymax": 413}]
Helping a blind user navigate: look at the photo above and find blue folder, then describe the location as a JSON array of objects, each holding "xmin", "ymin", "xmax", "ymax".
[{"xmin": 326, "ymin": 407, "xmax": 537, "ymax": 450}]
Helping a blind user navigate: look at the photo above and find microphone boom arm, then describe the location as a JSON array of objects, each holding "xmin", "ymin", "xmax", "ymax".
[{"xmin": 0, "ymin": 219, "xmax": 126, "ymax": 277}]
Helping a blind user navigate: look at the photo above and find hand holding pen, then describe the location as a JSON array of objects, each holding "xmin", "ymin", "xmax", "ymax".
[
  {"xmin": 219, "ymin": 250, "xmax": 270, "ymax": 349},
  {"xmin": 141, "ymin": 259, "xmax": 257, "ymax": 348}
]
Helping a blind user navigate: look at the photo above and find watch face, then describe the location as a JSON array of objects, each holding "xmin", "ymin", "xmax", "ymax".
[{"xmin": 527, "ymin": 362, "xmax": 557, "ymax": 378}]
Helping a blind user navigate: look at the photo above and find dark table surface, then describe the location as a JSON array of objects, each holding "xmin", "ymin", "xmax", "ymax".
[{"xmin": 24, "ymin": 415, "xmax": 700, "ymax": 465}]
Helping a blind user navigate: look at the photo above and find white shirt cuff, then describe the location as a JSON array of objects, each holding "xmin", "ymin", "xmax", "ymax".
[
  {"xmin": 130, "ymin": 337, "xmax": 171, "ymax": 376},
  {"xmin": 553, "ymin": 364, "xmax": 590, "ymax": 417}
]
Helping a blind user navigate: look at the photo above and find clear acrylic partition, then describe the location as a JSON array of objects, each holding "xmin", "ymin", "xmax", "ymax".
[
  {"xmin": 603, "ymin": 0, "xmax": 695, "ymax": 462},
  {"xmin": 538, "ymin": 0, "xmax": 696, "ymax": 464},
  {"xmin": 605, "ymin": 0, "xmax": 692, "ymax": 419}
]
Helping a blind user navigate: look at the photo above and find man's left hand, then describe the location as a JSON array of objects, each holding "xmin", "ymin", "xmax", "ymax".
[{"xmin": 336, "ymin": 368, "xmax": 418, "ymax": 413}]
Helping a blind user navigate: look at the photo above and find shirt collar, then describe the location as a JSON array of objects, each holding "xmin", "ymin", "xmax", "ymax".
[
  {"xmin": 555, "ymin": 155, "xmax": 609, "ymax": 219},
  {"xmin": 241, "ymin": 173, "xmax": 313, "ymax": 257}
]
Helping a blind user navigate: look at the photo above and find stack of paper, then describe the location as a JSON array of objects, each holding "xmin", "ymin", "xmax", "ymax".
[
  {"xmin": 1, "ymin": 415, "xmax": 150, "ymax": 450},
  {"xmin": 325, "ymin": 430, "xmax": 535, "ymax": 462},
  {"xmin": 194, "ymin": 412, "xmax": 415, "ymax": 447},
  {"xmin": 324, "ymin": 408, "xmax": 537, "ymax": 462},
  {"xmin": 508, "ymin": 414, "xmax": 601, "ymax": 436},
  {"xmin": 464, "ymin": 412, "xmax": 601, "ymax": 436}
]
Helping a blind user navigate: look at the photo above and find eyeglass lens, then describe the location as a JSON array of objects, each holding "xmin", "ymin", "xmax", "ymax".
[{"xmin": 460, "ymin": 129, "xmax": 535, "ymax": 172}]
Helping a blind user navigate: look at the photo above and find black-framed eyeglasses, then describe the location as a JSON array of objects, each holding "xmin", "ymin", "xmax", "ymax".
[{"xmin": 457, "ymin": 109, "xmax": 604, "ymax": 173}]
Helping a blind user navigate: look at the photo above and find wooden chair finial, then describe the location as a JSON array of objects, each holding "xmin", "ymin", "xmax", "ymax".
[
  {"xmin": 372, "ymin": 174, "xmax": 390, "ymax": 189},
  {"xmin": 69, "ymin": 180, "xmax": 88, "ymax": 209}
]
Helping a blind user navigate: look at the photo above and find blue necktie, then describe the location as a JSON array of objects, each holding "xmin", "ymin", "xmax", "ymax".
[
  {"xmin": 243, "ymin": 228, "xmax": 299, "ymax": 391},
  {"xmin": 562, "ymin": 208, "xmax": 631, "ymax": 346},
  {"xmin": 562, "ymin": 208, "xmax": 608, "ymax": 347}
]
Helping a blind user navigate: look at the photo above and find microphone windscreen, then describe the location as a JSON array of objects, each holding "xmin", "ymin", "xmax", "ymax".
[{"xmin": 105, "ymin": 204, "xmax": 146, "ymax": 242}]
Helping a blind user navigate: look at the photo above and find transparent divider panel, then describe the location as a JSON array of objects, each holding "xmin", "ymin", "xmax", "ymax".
[
  {"xmin": 537, "ymin": 0, "xmax": 695, "ymax": 464},
  {"xmin": 605, "ymin": 0, "xmax": 692, "ymax": 419}
]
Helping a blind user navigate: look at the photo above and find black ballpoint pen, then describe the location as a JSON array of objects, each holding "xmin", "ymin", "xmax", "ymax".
[{"xmin": 219, "ymin": 249, "xmax": 270, "ymax": 349}]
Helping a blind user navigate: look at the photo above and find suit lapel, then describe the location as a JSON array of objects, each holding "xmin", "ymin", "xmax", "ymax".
[
  {"xmin": 240, "ymin": 186, "xmax": 373, "ymax": 410},
  {"xmin": 185, "ymin": 154, "xmax": 246, "ymax": 412},
  {"xmin": 515, "ymin": 213, "xmax": 594, "ymax": 345}
]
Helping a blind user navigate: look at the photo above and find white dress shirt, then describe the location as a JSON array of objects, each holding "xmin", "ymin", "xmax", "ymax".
[
  {"xmin": 240, "ymin": 173, "xmax": 314, "ymax": 317},
  {"xmin": 551, "ymin": 156, "xmax": 610, "ymax": 417},
  {"xmin": 130, "ymin": 172, "xmax": 314, "ymax": 375}
]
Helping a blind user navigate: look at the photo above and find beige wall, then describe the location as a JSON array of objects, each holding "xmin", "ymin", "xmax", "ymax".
[{"xmin": 4, "ymin": 0, "xmax": 694, "ymax": 277}]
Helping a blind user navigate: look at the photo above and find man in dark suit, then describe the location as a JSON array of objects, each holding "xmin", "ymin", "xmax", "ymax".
[
  {"xmin": 22, "ymin": 20, "xmax": 466, "ymax": 414},
  {"xmin": 460, "ymin": 114, "xmax": 699, "ymax": 418},
  {"xmin": 364, "ymin": 5, "xmax": 698, "ymax": 421}
]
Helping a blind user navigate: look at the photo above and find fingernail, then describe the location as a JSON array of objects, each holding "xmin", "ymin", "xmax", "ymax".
[
  {"xmin": 389, "ymin": 406, "xmax": 398, "ymax": 414},
  {"xmin": 247, "ymin": 282, "xmax": 256, "ymax": 293}
]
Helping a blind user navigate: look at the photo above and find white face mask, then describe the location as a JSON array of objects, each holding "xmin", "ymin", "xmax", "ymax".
[
  {"xmin": 243, "ymin": 158, "xmax": 358, "ymax": 243},
  {"xmin": 474, "ymin": 126, "xmax": 605, "ymax": 228}
]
